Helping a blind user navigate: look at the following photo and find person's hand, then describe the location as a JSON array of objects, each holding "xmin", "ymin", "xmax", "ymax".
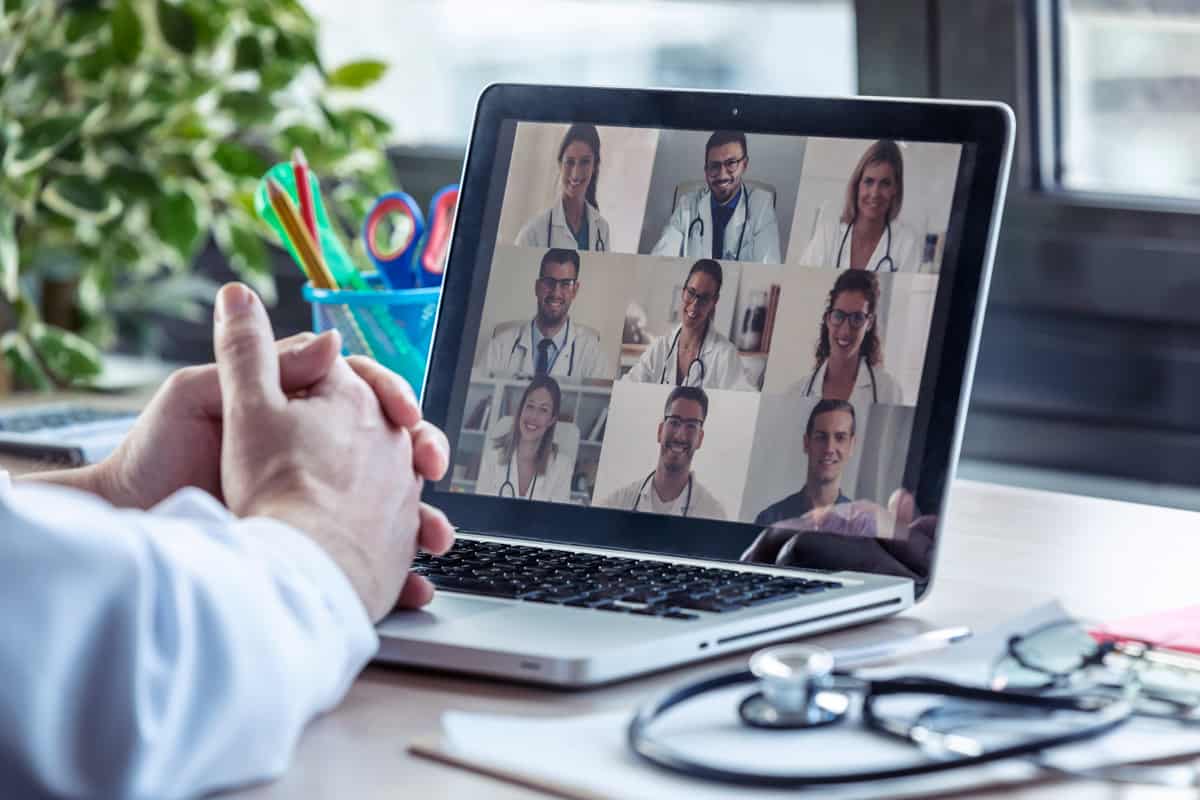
[{"xmin": 214, "ymin": 283, "xmax": 450, "ymax": 620}]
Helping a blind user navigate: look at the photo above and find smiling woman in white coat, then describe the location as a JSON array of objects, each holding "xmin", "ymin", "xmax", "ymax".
[
  {"xmin": 624, "ymin": 259, "xmax": 754, "ymax": 391},
  {"xmin": 475, "ymin": 375, "xmax": 576, "ymax": 502},
  {"xmin": 515, "ymin": 124, "xmax": 612, "ymax": 252}
]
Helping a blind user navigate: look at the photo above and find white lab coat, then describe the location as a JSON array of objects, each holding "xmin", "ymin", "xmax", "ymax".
[
  {"xmin": 650, "ymin": 186, "xmax": 781, "ymax": 264},
  {"xmin": 623, "ymin": 323, "xmax": 755, "ymax": 391},
  {"xmin": 0, "ymin": 473, "xmax": 375, "ymax": 800},
  {"xmin": 597, "ymin": 472, "xmax": 727, "ymax": 520},
  {"xmin": 792, "ymin": 357, "xmax": 905, "ymax": 406},
  {"xmin": 515, "ymin": 198, "xmax": 611, "ymax": 252},
  {"xmin": 799, "ymin": 217, "xmax": 922, "ymax": 273},
  {"xmin": 482, "ymin": 317, "xmax": 609, "ymax": 380},
  {"xmin": 475, "ymin": 442, "xmax": 575, "ymax": 503}
]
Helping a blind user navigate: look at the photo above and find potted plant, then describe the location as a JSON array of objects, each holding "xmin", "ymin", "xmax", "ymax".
[{"xmin": 0, "ymin": 0, "xmax": 395, "ymax": 389}]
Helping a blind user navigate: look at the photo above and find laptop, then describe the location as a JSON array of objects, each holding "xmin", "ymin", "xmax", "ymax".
[{"xmin": 375, "ymin": 84, "xmax": 1014, "ymax": 686}]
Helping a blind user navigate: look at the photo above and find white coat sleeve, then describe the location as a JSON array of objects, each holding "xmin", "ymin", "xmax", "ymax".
[
  {"xmin": 0, "ymin": 478, "xmax": 377, "ymax": 800},
  {"xmin": 482, "ymin": 331, "xmax": 507, "ymax": 373},
  {"xmin": 755, "ymin": 206, "xmax": 782, "ymax": 264},
  {"xmin": 514, "ymin": 211, "xmax": 548, "ymax": 248},
  {"xmin": 575, "ymin": 330, "xmax": 610, "ymax": 380},
  {"xmin": 623, "ymin": 335, "xmax": 663, "ymax": 383},
  {"xmin": 649, "ymin": 205, "xmax": 685, "ymax": 257}
]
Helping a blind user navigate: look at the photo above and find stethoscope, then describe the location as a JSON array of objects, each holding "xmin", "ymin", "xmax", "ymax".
[
  {"xmin": 498, "ymin": 449, "xmax": 538, "ymax": 499},
  {"xmin": 510, "ymin": 319, "xmax": 575, "ymax": 376},
  {"xmin": 631, "ymin": 471, "xmax": 693, "ymax": 517},
  {"xmin": 835, "ymin": 218, "xmax": 896, "ymax": 272},
  {"xmin": 627, "ymin": 643, "xmax": 1135, "ymax": 788},
  {"xmin": 805, "ymin": 359, "xmax": 879, "ymax": 403},
  {"xmin": 547, "ymin": 205, "xmax": 606, "ymax": 251},
  {"xmin": 681, "ymin": 186, "xmax": 749, "ymax": 260},
  {"xmin": 659, "ymin": 325, "xmax": 707, "ymax": 386}
]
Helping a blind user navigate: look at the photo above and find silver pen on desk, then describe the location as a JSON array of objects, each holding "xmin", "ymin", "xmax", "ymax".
[{"xmin": 830, "ymin": 626, "xmax": 973, "ymax": 669}]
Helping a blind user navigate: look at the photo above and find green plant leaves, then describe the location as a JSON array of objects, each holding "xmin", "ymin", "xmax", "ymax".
[
  {"xmin": 156, "ymin": 0, "xmax": 197, "ymax": 55},
  {"xmin": 150, "ymin": 189, "xmax": 201, "ymax": 262},
  {"xmin": 212, "ymin": 141, "xmax": 269, "ymax": 179},
  {"xmin": 0, "ymin": 207, "xmax": 17, "ymax": 301},
  {"xmin": 327, "ymin": 60, "xmax": 387, "ymax": 89},
  {"xmin": 111, "ymin": 0, "xmax": 143, "ymax": 65},
  {"xmin": 4, "ymin": 115, "xmax": 82, "ymax": 177},
  {"xmin": 0, "ymin": 330, "xmax": 53, "ymax": 391},
  {"xmin": 29, "ymin": 321, "xmax": 103, "ymax": 384},
  {"xmin": 233, "ymin": 34, "xmax": 264, "ymax": 71},
  {"xmin": 42, "ymin": 175, "xmax": 123, "ymax": 225}
]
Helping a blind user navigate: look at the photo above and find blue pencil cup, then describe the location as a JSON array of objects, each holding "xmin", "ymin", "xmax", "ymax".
[{"xmin": 302, "ymin": 274, "xmax": 440, "ymax": 397}]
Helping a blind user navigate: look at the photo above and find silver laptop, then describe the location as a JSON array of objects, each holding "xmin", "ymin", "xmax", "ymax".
[{"xmin": 376, "ymin": 84, "xmax": 1014, "ymax": 687}]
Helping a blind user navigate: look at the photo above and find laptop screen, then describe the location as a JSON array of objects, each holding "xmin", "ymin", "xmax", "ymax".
[{"xmin": 423, "ymin": 88, "xmax": 1008, "ymax": 593}]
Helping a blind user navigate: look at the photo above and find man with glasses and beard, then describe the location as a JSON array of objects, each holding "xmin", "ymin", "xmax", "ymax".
[
  {"xmin": 597, "ymin": 387, "xmax": 727, "ymax": 520},
  {"xmin": 650, "ymin": 131, "xmax": 781, "ymax": 263},
  {"xmin": 482, "ymin": 248, "xmax": 608, "ymax": 380}
]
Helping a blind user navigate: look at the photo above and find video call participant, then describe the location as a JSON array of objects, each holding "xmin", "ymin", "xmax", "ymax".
[
  {"xmin": 515, "ymin": 124, "xmax": 611, "ymax": 251},
  {"xmin": 650, "ymin": 131, "xmax": 781, "ymax": 263},
  {"xmin": 623, "ymin": 259, "xmax": 753, "ymax": 391},
  {"xmin": 753, "ymin": 399, "xmax": 857, "ymax": 527},
  {"xmin": 475, "ymin": 375, "xmax": 574, "ymax": 502},
  {"xmin": 597, "ymin": 386, "xmax": 727, "ymax": 519},
  {"xmin": 800, "ymin": 139, "xmax": 921, "ymax": 273},
  {"xmin": 793, "ymin": 270, "xmax": 902, "ymax": 405},
  {"xmin": 482, "ymin": 248, "xmax": 607, "ymax": 380}
]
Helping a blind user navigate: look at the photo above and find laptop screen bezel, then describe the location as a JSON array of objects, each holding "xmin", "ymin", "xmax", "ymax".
[{"xmin": 420, "ymin": 84, "xmax": 1012, "ymax": 600}]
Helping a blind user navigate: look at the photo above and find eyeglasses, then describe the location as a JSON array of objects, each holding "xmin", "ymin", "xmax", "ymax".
[
  {"xmin": 663, "ymin": 415, "xmax": 703, "ymax": 435},
  {"xmin": 704, "ymin": 155, "xmax": 746, "ymax": 175},
  {"xmin": 682, "ymin": 286, "xmax": 716, "ymax": 307},
  {"xmin": 826, "ymin": 309, "xmax": 871, "ymax": 328},
  {"xmin": 537, "ymin": 276, "xmax": 578, "ymax": 292}
]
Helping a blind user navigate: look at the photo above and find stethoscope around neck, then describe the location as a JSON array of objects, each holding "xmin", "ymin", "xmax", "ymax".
[
  {"xmin": 805, "ymin": 359, "xmax": 878, "ymax": 403},
  {"xmin": 511, "ymin": 319, "xmax": 575, "ymax": 376},
  {"xmin": 632, "ymin": 470, "xmax": 693, "ymax": 517},
  {"xmin": 682, "ymin": 185, "xmax": 748, "ymax": 260},
  {"xmin": 498, "ymin": 448, "xmax": 538, "ymax": 499},
  {"xmin": 627, "ymin": 643, "xmax": 1134, "ymax": 788},
  {"xmin": 660, "ymin": 324, "xmax": 707, "ymax": 386},
  {"xmin": 836, "ymin": 217, "xmax": 896, "ymax": 272},
  {"xmin": 548, "ymin": 203, "xmax": 606, "ymax": 251}
]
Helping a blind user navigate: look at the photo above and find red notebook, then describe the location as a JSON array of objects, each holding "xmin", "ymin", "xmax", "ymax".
[{"xmin": 1094, "ymin": 605, "xmax": 1200, "ymax": 654}]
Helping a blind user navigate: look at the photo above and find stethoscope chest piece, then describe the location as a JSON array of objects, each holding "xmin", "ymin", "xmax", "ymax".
[{"xmin": 739, "ymin": 645, "xmax": 851, "ymax": 730}]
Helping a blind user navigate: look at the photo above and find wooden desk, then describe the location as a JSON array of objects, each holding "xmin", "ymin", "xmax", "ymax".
[{"xmin": 6, "ymin": 448, "xmax": 1198, "ymax": 798}]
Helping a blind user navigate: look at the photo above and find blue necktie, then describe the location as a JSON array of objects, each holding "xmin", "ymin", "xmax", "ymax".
[{"xmin": 535, "ymin": 339, "xmax": 553, "ymax": 375}]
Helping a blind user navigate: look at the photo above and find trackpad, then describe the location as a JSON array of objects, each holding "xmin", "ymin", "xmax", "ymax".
[{"xmin": 376, "ymin": 595, "xmax": 508, "ymax": 633}]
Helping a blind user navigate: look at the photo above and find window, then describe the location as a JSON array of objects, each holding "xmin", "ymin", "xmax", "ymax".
[
  {"xmin": 1053, "ymin": 0, "xmax": 1200, "ymax": 199},
  {"xmin": 304, "ymin": 0, "xmax": 856, "ymax": 149}
]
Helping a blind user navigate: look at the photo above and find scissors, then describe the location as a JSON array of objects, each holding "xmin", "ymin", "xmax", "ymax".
[{"xmin": 363, "ymin": 184, "xmax": 458, "ymax": 290}]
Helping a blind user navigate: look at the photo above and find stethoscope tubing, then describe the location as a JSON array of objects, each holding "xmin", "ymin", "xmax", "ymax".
[
  {"xmin": 498, "ymin": 447, "xmax": 538, "ymax": 499},
  {"xmin": 805, "ymin": 359, "xmax": 878, "ymax": 403},
  {"xmin": 547, "ymin": 204, "xmax": 606, "ymax": 251},
  {"xmin": 660, "ymin": 325, "xmax": 707, "ymax": 387},
  {"xmin": 836, "ymin": 219, "xmax": 896, "ymax": 272},
  {"xmin": 510, "ymin": 319, "xmax": 576, "ymax": 376},
  {"xmin": 682, "ymin": 186, "xmax": 748, "ymax": 260},
  {"xmin": 632, "ymin": 471, "xmax": 693, "ymax": 517},
  {"xmin": 627, "ymin": 671, "xmax": 1136, "ymax": 788}
]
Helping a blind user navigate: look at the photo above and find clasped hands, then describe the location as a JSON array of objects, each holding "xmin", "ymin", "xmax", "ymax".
[{"xmin": 77, "ymin": 283, "xmax": 453, "ymax": 621}]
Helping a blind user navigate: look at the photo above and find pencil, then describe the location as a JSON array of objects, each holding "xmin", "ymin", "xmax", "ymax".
[
  {"xmin": 291, "ymin": 147, "xmax": 318, "ymax": 243},
  {"xmin": 266, "ymin": 178, "xmax": 338, "ymax": 290}
]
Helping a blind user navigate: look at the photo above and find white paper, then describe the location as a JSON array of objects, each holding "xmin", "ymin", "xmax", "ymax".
[{"xmin": 432, "ymin": 603, "xmax": 1200, "ymax": 799}]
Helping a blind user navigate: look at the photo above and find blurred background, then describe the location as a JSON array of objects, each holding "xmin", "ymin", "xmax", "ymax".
[{"xmin": 3, "ymin": 0, "xmax": 1198, "ymax": 509}]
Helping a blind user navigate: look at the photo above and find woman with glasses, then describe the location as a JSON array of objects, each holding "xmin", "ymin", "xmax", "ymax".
[
  {"xmin": 623, "ymin": 259, "xmax": 755, "ymax": 391},
  {"xmin": 794, "ymin": 270, "xmax": 902, "ymax": 405},
  {"xmin": 515, "ymin": 123, "xmax": 612, "ymax": 251},
  {"xmin": 649, "ymin": 131, "xmax": 781, "ymax": 263},
  {"xmin": 799, "ymin": 139, "xmax": 921, "ymax": 273},
  {"xmin": 475, "ymin": 375, "xmax": 575, "ymax": 503}
]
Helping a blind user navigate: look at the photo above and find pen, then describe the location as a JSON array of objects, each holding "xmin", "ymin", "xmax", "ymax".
[
  {"xmin": 830, "ymin": 626, "xmax": 972, "ymax": 669},
  {"xmin": 266, "ymin": 178, "xmax": 339, "ymax": 290},
  {"xmin": 292, "ymin": 147, "xmax": 319, "ymax": 243}
]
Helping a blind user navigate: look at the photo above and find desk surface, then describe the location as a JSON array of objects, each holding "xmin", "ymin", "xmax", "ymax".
[{"xmin": 4, "ymin": 441, "xmax": 1198, "ymax": 799}]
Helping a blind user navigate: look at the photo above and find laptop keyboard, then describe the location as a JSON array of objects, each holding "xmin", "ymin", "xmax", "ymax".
[
  {"xmin": 0, "ymin": 406, "xmax": 137, "ymax": 433},
  {"xmin": 412, "ymin": 538, "xmax": 842, "ymax": 621}
]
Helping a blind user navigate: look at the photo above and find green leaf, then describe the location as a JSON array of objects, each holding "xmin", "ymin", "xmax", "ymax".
[
  {"xmin": 42, "ymin": 175, "xmax": 123, "ymax": 225},
  {"xmin": 326, "ymin": 59, "xmax": 387, "ymax": 90},
  {"xmin": 30, "ymin": 321, "xmax": 104, "ymax": 383},
  {"xmin": 64, "ymin": 7, "xmax": 108, "ymax": 43},
  {"xmin": 212, "ymin": 140, "xmax": 269, "ymax": 179},
  {"xmin": 156, "ymin": 0, "xmax": 196, "ymax": 54},
  {"xmin": 1, "ymin": 330, "xmax": 54, "ymax": 391},
  {"xmin": 233, "ymin": 33, "xmax": 263, "ymax": 71},
  {"xmin": 150, "ymin": 189, "xmax": 201, "ymax": 261},
  {"xmin": 0, "ymin": 207, "xmax": 17, "ymax": 301},
  {"xmin": 111, "ymin": 0, "xmax": 143, "ymax": 65},
  {"xmin": 218, "ymin": 90, "xmax": 277, "ymax": 124},
  {"xmin": 4, "ymin": 115, "xmax": 83, "ymax": 177},
  {"xmin": 105, "ymin": 162, "xmax": 159, "ymax": 198}
]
